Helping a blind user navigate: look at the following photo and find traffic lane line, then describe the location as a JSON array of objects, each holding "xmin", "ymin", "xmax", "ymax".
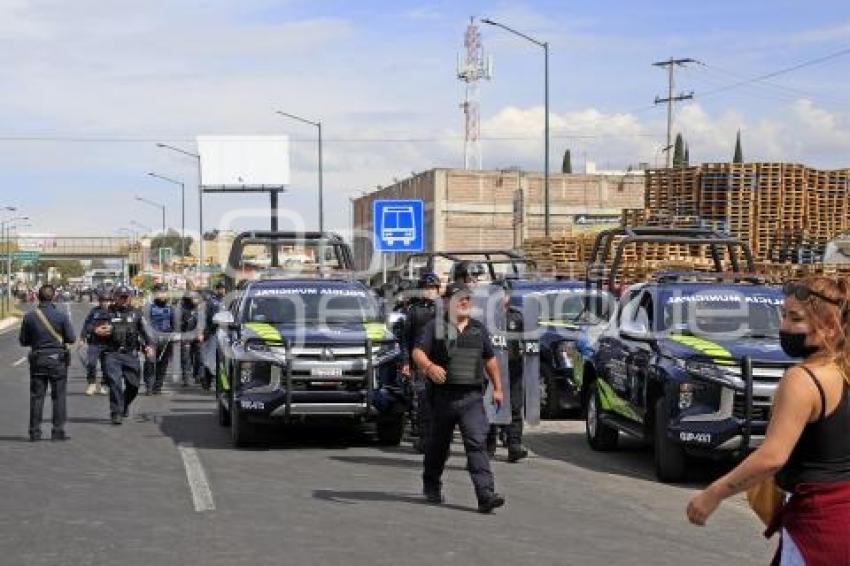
[
  {"xmin": 178, "ymin": 444, "xmax": 216, "ymax": 512},
  {"xmin": 12, "ymin": 356, "xmax": 26, "ymax": 367}
]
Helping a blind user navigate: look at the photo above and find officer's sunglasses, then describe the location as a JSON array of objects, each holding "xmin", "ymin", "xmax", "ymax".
[{"xmin": 782, "ymin": 281, "xmax": 843, "ymax": 307}]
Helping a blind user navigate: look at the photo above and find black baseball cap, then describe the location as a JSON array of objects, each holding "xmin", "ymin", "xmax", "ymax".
[
  {"xmin": 115, "ymin": 285, "xmax": 132, "ymax": 297},
  {"xmin": 443, "ymin": 282, "xmax": 472, "ymax": 299}
]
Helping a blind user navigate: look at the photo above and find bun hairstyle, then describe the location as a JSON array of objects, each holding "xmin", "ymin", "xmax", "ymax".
[{"xmin": 798, "ymin": 275, "xmax": 850, "ymax": 383}]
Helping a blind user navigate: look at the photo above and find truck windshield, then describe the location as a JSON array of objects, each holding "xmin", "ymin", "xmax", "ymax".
[
  {"xmin": 659, "ymin": 288, "xmax": 782, "ymax": 338},
  {"xmin": 242, "ymin": 287, "xmax": 380, "ymax": 325},
  {"xmin": 536, "ymin": 289, "xmax": 613, "ymax": 323}
]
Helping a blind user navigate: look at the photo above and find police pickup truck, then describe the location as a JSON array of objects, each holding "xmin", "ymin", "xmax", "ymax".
[
  {"xmin": 505, "ymin": 279, "xmax": 613, "ymax": 418},
  {"xmin": 585, "ymin": 274, "xmax": 794, "ymax": 481},
  {"xmin": 212, "ymin": 231, "xmax": 405, "ymax": 447}
]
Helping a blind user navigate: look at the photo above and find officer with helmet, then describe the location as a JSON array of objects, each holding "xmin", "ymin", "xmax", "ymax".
[
  {"xmin": 401, "ymin": 272, "xmax": 441, "ymax": 453},
  {"xmin": 487, "ymin": 278, "xmax": 529, "ymax": 462},
  {"xmin": 452, "ymin": 261, "xmax": 486, "ymax": 285},
  {"xmin": 80, "ymin": 289, "xmax": 113, "ymax": 396},
  {"xmin": 99, "ymin": 286, "xmax": 153, "ymax": 424},
  {"xmin": 143, "ymin": 283, "xmax": 176, "ymax": 394},
  {"xmin": 412, "ymin": 282, "xmax": 506, "ymax": 513}
]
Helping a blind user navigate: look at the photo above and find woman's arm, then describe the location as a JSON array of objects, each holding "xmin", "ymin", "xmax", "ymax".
[{"xmin": 686, "ymin": 367, "xmax": 818, "ymax": 525}]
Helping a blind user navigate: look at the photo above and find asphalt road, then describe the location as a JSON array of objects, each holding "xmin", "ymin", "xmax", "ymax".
[{"xmin": 0, "ymin": 303, "xmax": 774, "ymax": 566}]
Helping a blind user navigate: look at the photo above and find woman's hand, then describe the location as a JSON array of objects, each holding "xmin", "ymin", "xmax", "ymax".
[{"xmin": 687, "ymin": 488, "xmax": 721, "ymax": 526}]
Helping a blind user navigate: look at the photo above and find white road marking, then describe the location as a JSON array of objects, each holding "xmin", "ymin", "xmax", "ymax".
[
  {"xmin": 177, "ymin": 445, "xmax": 215, "ymax": 512},
  {"xmin": 12, "ymin": 356, "xmax": 26, "ymax": 367}
]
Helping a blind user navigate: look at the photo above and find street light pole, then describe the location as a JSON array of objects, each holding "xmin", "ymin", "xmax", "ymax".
[
  {"xmin": 275, "ymin": 110, "xmax": 324, "ymax": 233},
  {"xmin": 481, "ymin": 18, "xmax": 551, "ymax": 237},
  {"xmin": 135, "ymin": 196, "xmax": 166, "ymax": 233},
  {"xmin": 148, "ymin": 172, "xmax": 186, "ymax": 258},
  {"xmin": 156, "ymin": 143, "xmax": 203, "ymax": 270}
]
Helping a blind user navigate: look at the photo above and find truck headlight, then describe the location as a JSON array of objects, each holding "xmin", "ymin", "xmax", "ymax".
[
  {"xmin": 674, "ymin": 359, "xmax": 738, "ymax": 389},
  {"xmin": 240, "ymin": 362, "xmax": 274, "ymax": 389},
  {"xmin": 555, "ymin": 341, "xmax": 576, "ymax": 369}
]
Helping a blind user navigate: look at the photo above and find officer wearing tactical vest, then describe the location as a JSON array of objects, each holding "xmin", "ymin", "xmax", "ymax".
[
  {"xmin": 412, "ymin": 282, "xmax": 506, "ymax": 514},
  {"xmin": 143, "ymin": 283, "xmax": 175, "ymax": 394},
  {"xmin": 98, "ymin": 286, "xmax": 153, "ymax": 424},
  {"xmin": 401, "ymin": 272, "xmax": 441, "ymax": 453},
  {"xmin": 19, "ymin": 284, "xmax": 76, "ymax": 441},
  {"xmin": 487, "ymin": 280, "xmax": 529, "ymax": 462},
  {"xmin": 80, "ymin": 288, "xmax": 113, "ymax": 396}
]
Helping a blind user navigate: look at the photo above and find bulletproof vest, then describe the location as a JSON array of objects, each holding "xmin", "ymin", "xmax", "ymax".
[
  {"xmin": 110, "ymin": 307, "xmax": 141, "ymax": 350},
  {"xmin": 407, "ymin": 299, "xmax": 436, "ymax": 350},
  {"xmin": 442, "ymin": 320, "xmax": 486, "ymax": 387},
  {"xmin": 148, "ymin": 302, "xmax": 174, "ymax": 332}
]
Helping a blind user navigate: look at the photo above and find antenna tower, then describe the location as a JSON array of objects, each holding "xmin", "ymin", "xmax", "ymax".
[{"xmin": 457, "ymin": 17, "xmax": 492, "ymax": 170}]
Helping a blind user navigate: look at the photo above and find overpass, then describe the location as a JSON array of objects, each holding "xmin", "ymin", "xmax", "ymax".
[{"xmin": 12, "ymin": 236, "xmax": 138, "ymax": 261}]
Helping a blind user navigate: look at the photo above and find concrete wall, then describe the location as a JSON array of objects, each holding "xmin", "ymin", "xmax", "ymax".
[{"xmin": 351, "ymin": 168, "xmax": 645, "ymax": 273}]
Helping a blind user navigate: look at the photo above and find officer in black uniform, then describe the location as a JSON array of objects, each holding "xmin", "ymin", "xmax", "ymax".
[
  {"xmin": 400, "ymin": 272, "xmax": 441, "ymax": 453},
  {"xmin": 80, "ymin": 289, "xmax": 112, "ymax": 396},
  {"xmin": 143, "ymin": 284, "xmax": 176, "ymax": 394},
  {"xmin": 487, "ymin": 280, "xmax": 529, "ymax": 462},
  {"xmin": 18, "ymin": 284, "xmax": 76, "ymax": 441},
  {"xmin": 179, "ymin": 291, "xmax": 203, "ymax": 387},
  {"xmin": 412, "ymin": 282, "xmax": 506, "ymax": 513},
  {"xmin": 100, "ymin": 286, "xmax": 153, "ymax": 424}
]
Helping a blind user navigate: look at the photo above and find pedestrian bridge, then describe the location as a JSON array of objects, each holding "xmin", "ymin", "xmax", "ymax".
[{"xmin": 13, "ymin": 236, "xmax": 139, "ymax": 260}]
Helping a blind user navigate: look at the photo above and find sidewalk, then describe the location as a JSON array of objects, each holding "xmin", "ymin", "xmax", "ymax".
[{"xmin": 0, "ymin": 316, "xmax": 20, "ymax": 333}]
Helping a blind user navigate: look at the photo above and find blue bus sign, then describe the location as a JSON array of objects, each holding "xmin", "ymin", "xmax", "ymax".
[{"xmin": 373, "ymin": 199, "xmax": 424, "ymax": 252}]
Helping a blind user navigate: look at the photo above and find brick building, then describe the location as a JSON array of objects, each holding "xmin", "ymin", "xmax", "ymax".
[{"xmin": 351, "ymin": 168, "xmax": 645, "ymax": 273}]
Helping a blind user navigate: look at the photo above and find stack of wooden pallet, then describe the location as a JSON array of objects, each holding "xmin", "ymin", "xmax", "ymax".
[{"xmin": 807, "ymin": 169, "xmax": 850, "ymax": 260}]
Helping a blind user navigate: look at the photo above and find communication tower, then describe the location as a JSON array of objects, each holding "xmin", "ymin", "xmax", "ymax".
[{"xmin": 457, "ymin": 17, "xmax": 493, "ymax": 170}]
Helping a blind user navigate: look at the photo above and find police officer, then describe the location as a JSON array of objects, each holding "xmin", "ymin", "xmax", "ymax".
[
  {"xmin": 143, "ymin": 284, "xmax": 175, "ymax": 394},
  {"xmin": 487, "ymin": 280, "xmax": 529, "ymax": 462},
  {"xmin": 179, "ymin": 291, "xmax": 203, "ymax": 387},
  {"xmin": 412, "ymin": 282, "xmax": 506, "ymax": 513},
  {"xmin": 80, "ymin": 289, "xmax": 112, "ymax": 396},
  {"xmin": 100, "ymin": 286, "xmax": 153, "ymax": 424},
  {"xmin": 18, "ymin": 284, "xmax": 76, "ymax": 441},
  {"xmin": 401, "ymin": 272, "xmax": 441, "ymax": 453}
]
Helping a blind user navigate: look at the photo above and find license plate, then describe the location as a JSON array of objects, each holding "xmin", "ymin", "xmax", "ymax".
[{"xmin": 310, "ymin": 367, "xmax": 343, "ymax": 378}]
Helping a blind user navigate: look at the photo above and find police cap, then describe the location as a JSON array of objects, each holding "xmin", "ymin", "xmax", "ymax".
[{"xmin": 443, "ymin": 282, "xmax": 472, "ymax": 299}]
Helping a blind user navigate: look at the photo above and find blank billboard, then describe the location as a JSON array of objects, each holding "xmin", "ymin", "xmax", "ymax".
[{"xmin": 197, "ymin": 135, "xmax": 290, "ymax": 187}]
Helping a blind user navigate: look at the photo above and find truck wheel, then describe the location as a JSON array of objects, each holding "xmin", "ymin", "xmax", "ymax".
[
  {"xmin": 540, "ymin": 367, "xmax": 561, "ymax": 419},
  {"xmin": 376, "ymin": 415, "xmax": 405, "ymax": 446},
  {"xmin": 586, "ymin": 381, "xmax": 619, "ymax": 451},
  {"xmin": 231, "ymin": 402, "xmax": 257, "ymax": 448},
  {"xmin": 654, "ymin": 397, "xmax": 686, "ymax": 483}
]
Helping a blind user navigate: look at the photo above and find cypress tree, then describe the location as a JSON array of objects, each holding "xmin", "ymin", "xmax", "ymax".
[
  {"xmin": 672, "ymin": 133, "xmax": 685, "ymax": 168},
  {"xmin": 562, "ymin": 149, "xmax": 572, "ymax": 174},
  {"xmin": 733, "ymin": 130, "xmax": 743, "ymax": 163}
]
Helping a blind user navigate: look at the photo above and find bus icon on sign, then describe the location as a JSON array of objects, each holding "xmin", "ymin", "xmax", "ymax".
[
  {"xmin": 373, "ymin": 199, "xmax": 424, "ymax": 252},
  {"xmin": 381, "ymin": 205, "xmax": 416, "ymax": 246}
]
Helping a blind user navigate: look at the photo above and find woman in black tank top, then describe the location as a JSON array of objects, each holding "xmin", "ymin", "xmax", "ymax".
[{"xmin": 685, "ymin": 276, "xmax": 850, "ymax": 565}]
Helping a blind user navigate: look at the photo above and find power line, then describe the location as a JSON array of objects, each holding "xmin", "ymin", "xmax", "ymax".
[
  {"xmin": 696, "ymin": 45, "xmax": 850, "ymax": 100},
  {"xmin": 0, "ymin": 133, "xmax": 660, "ymax": 143}
]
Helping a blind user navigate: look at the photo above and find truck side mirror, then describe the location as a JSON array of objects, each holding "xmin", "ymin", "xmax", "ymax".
[
  {"xmin": 620, "ymin": 320, "xmax": 651, "ymax": 342},
  {"xmin": 212, "ymin": 311, "xmax": 236, "ymax": 329}
]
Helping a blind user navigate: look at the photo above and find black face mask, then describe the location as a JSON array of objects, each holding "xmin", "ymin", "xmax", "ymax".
[
  {"xmin": 779, "ymin": 331, "xmax": 820, "ymax": 358},
  {"xmin": 154, "ymin": 298, "xmax": 167, "ymax": 307}
]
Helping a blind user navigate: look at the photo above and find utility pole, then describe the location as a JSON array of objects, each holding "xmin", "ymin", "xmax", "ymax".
[{"xmin": 653, "ymin": 57, "xmax": 695, "ymax": 168}]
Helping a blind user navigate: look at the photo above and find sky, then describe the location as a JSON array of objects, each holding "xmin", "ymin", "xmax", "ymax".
[{"xmin": 2, "ymin": 0, "xmax": 850, "ymax": 239}]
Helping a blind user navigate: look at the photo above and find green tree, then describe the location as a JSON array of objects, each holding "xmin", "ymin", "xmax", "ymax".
[
  {"xmin": 733, "ymin": 130, "xmax": 743, "ymax": 163},
  {"xmin": 561, "ymin": 149, "xmax": 572, "ymax": 174},
  {"xmin": 39, "ymin": 259, "xmax": 85, "ymax": 284},
  {"xmin": 672, "ymin": 133, "xmax": 685, "ymax": 168},
  {"xmin": 150, "ymin": 228, "xmax": 193, "ymax": 258}
]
